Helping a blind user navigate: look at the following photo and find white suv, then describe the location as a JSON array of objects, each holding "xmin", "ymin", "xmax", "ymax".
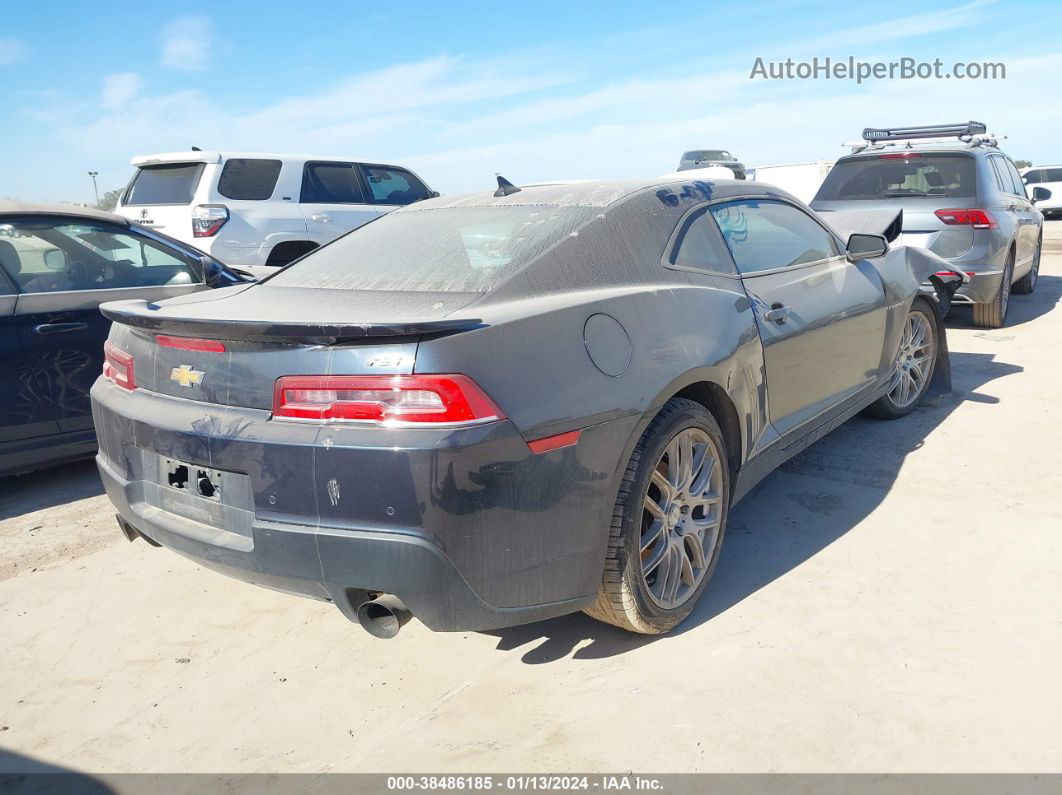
[
  {"xmin": 115, "ymin": 151, "xmax": 436, "ymax": 271},
  {"xmin": 1021, "ymin": 165, "xmax": 1062, "ymax": 218}
]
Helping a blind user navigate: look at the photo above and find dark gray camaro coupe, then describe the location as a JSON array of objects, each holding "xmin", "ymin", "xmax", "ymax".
[{"xmin": 91, "ymin": 177, "xmax": 957, "ymax": 637}]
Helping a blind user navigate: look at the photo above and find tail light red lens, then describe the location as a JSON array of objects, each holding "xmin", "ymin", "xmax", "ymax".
[
  {"xmin": 272, "ymin": 375, "xmax": 505, "ymax": 426},
  {"xmin": 878, "ymin": 153, "xmax": 922, "ymax": 159},
  {"xmin": 934, "ymin": 208, "xmax": 998, "ymax": 229},
  {"xmin": 192, "ymin": 204, "xmax": 229, "ymax": 238},
  {"xmin": 102, "ymin": 341, "xmax": 135, "ymax": 390}
]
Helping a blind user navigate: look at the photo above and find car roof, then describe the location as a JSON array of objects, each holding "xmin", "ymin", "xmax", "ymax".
[
  {"xmin": 0, "ymin": 200, "xmax": 131, "ymax": 225},
  {"xmin": 396, "ymin": 176, "xmax": 782, "ymax": 211},
  {"xmin": 130, "ymin": 150, "xmax": 410, "ymax": 169},
  {"xmin": 839, "ymin": 145, "xmax": 982, "ymax": 161}
]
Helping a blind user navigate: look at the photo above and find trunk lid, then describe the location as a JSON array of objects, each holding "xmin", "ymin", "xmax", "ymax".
[
  {"xmin": 116, "ymin": 155, "xmax": 220, "ymax": 244},
  {"xmin": 103, "ymin": 285, "xmax": 483, "ymax": 410}
]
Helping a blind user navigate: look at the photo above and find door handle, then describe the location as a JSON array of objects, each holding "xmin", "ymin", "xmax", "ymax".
[
  {"xmin": 764, "ymin": 303, "xmax": 790, "ymax": 323},
  {"xmin": 33, "ymin": 322, "xmax": 89, "ymax": 334},
  {"xmin": 311, "ymin": 214, "xmax": 332, "ymax": 223}
]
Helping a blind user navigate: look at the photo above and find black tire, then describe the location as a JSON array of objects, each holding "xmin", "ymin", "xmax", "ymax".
[
  {"xmin": 866, "ymin": 300, "xmax": 938, "ymax": 420},
  {"xmin": 972, "ymin": 251, "xmax": 1014, "ymax": 328},
  {"xmin": 1012, "ymin": 235, "xmax": 1041, "ymax": 294},
  {"xmin": 585, "ymin": 398, "xmax": 729, "ymax": 634}
]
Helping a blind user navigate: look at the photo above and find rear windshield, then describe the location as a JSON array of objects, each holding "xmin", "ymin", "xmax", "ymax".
[
  {"xmin": 125, "ymin": 163, "xmax": 205, "ymax": 205},
  {"xmin": 217, "ymin": 158, "xmax": 282, "ymax": 200},
  {"xmin": 264, "ymin": 205, "xmax": 598, "ymax": 293},
  {"xmin": 815, "ymin": 154, "xmax": 976, "ymax": 200}
]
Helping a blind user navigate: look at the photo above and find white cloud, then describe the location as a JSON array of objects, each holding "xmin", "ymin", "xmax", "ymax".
[
  {"xmin": 0, "ymin": 37, "xmax": 28, "ymax": 65},
  {"xmin": 797, "ymin": 0, "xmax": 998, "ymax": 51},
  {"xmin": 17, "ymin": 0, "xmax": 1061, "ymax": 202},
  {"xmin": 160, "ymin": 16, "xmax": 213, "ymax": 71},
  {"xmin": 101, "ymin": 73, "xmax": 143, "ymax": 110}
]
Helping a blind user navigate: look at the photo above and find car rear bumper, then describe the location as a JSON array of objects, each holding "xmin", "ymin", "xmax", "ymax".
[
  {"xmin": 91, "ymin": 380, "xmax": 618, "ymax": 631},
  {"xmin": 936, "ymin": 269, "xmax": 1005, "ymax": 305}
]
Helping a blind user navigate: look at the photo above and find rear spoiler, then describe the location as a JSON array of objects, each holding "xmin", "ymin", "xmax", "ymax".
[
  {"xmin": 101, "ymin": 300, "xmax": 483, "ymax": 344},
  {"xmin": 131, "ymin": 151, "xmax": 222, "ymax": 166}
]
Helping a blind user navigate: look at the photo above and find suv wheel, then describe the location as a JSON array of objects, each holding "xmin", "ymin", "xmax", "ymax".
[
  {"xmin": 585, "ymin": 399, "xmax": 729, "ymax": 634},
  {"xmin": 1012, "ymin": 235, "xmax": 1041, "ymax": 295},
  {"xmin": 972, "ymin": 251, "xmax": 1014, "ymax": 328}
]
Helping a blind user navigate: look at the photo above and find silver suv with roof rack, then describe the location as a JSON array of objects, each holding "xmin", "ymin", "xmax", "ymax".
[{"xmin": 811, "ymin": 122, "xmax": 1047, "ymax": 328}]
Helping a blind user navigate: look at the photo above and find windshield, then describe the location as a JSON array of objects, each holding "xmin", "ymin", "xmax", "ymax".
[
  {"xmin": 124, "ymin": 163, "xmax": 205, "ymax": 205},
  {"xmin": 264, "ymin": 205, "xmax": 599, "ymax": 293},
  {"xmin": 815, "ymin": 154, "xmax": 976, "ymax": 200},
  {"xmin": 683, "ymin": 150, "xmax": 732, "ymax": 162}
]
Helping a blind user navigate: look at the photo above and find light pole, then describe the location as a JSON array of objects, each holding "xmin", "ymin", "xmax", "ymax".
[{"xmin": 88, "ymin": 171, "xmax": 100, "ymax": 207}]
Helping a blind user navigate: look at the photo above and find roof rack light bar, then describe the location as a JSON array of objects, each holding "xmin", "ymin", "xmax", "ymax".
[{"xmin": 862, "ymin": 121, "xmax": 987, "ymax": 142}]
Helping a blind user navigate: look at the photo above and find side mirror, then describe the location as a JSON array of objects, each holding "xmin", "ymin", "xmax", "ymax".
[
  {"xmin": 198, "ymin": 254, "xmax": 224, "ymax": 285},
  {"xmin": 1032, "ymin": 186, "xmax": 1052, "ymax": 204},
  {"xmin": 430, "ymin": 191, "xmax": 441, "ymax": 198},
  {"xmin": 847, "ymin": 233, "xmax": 889, "ymax": 261},
  {"xmin": 43, "ymin": 248, "xmax": 68, "ymax": 271}
]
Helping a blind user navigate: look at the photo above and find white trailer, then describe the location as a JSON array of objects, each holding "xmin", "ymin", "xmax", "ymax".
[{"xmin": 749, "ymin": 160, "xmax": 833, "ymax": 203}]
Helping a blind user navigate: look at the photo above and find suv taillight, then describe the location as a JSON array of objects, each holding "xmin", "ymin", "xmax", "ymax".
[
  {"xmin": 272, "ymin": 374, "xmax": 505, "ymax": 426},
  {"xmin": 934, "ymin": 208, "xmax": 998, "ymax": 229},
  {"xmin": 102, "ymin": 341, "xmax": 135, "ymax": 390},
  {"xmin": 192, "ymin": 204, "xmax": 229, "ymax": 237}
]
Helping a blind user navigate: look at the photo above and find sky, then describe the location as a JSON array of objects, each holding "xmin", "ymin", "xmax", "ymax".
[{"xmin": 2, "ymin": 0, "xmax": 1060, "ymax": 203}]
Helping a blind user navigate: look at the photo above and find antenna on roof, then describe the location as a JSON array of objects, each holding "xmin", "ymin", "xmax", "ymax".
[
  {"xmin": 191, "ymin": 146, "xmax": 202, "ymax": 151},
  {"xmin": 494, "ymin": 175, "xmax": 521, "ymax": 197}
]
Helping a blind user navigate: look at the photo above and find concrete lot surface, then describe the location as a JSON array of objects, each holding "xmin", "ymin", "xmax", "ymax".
[{"xmin": 2, "ymin": 225, "xmax": 1061, "ymax": 774}]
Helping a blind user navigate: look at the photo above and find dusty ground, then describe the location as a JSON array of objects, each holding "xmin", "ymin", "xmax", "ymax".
[{"xmin": 2, "ymin": 224, "xmax": 1060, "ymax": 775}]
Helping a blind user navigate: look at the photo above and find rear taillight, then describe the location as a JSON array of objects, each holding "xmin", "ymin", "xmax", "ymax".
[
  {"xmin": 102, "ymin": 341, "xmax": 135, "ymax": 390},
  {"xmin": 878, "ymin": 153, "xmax": 922, "ymax": 159},
  {"xmin": 934, "ymin": 208, "xmax": 998, "ymax": 229},
  {"xmin": 192, "ymin": 204, "xmax": 229, "ymax": 237},
  {"xmin": 272, "ymin": 375, "xmax": 505, "ymax": 426}
]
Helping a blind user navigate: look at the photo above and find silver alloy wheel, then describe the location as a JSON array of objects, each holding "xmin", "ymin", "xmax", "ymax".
[
  {"xmin": 640, "ymin": 427, "xmax": 724, "ymax": 609},
  {"xmin": 1030, "ymin": 244, "xmax": 1041, "ymax": 288},
  {"xmin": 888, "ymin": 310, "xmax": 935, "ymax": 408}
]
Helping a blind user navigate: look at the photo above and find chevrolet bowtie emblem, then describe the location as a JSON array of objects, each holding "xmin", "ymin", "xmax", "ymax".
[{"xmin": 170, "ymin": 364, "xmax": 205, "ymax": 388}]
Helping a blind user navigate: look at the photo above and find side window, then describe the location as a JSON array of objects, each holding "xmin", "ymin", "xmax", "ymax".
[
  {"xmin": 668, "ymin": 207, "xmax": 735, "ymax": 274},
  {"xmin": 359, "ymin": 165, "xmax": 431, "ymax": 205},
  {"xmin": 708, "ymin": 200, "xmax": 838, "ymax": 275},
  {"xmin": 216, "ymin": 158, "xmax": 282, "ymax": 200},
  {"xmin": 0, "ymin": 238, "xmax": 16, "ymax": 294},
  {"xmin": 0, "ymin": 219, "xmax": 203, "ymax": 293},
  {"xmin": 1022, "ymin": 169, "xmax": 1044, "ymax": 185},
  {"xmin": 1003, "ymin": 159, "xmax": 1026, "ymax": 198},
  {"xmin": 988, "ymin": 157, "xmax": 1013, "ymax": 195},
  {"xmin": 301, "ymin": 162, "xmax": 366, "ymax": 204}
]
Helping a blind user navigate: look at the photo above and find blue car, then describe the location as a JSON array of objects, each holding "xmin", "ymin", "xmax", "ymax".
[{"xmin": 0, "ymin": 201, "xmax": 249, "ymax": 477}]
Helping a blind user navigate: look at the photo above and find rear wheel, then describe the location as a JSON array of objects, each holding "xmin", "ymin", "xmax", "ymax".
[
  {"xmin": 1012, "ymin": 235, "xmax": 1041, "ymax": 294},
  {"xmin": 585, "ymin": 399, "xmax": 729, "ymax": 634},
  {"xmin": 866, "ymin": 301, "xmax": 938, "ymax": 420},
  {"xmin": 972, "ymin": 251, "xmax": 1013, "ymax": 328}
]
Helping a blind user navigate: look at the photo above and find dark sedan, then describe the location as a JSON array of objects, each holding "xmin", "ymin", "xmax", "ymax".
[
  {"xmin": 91, "ymin": 177, "xmax": 953, "ymax": 636},
  {"xmin": 0, "ymin": 202, "xmax": 248, "ymax": 477}
]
